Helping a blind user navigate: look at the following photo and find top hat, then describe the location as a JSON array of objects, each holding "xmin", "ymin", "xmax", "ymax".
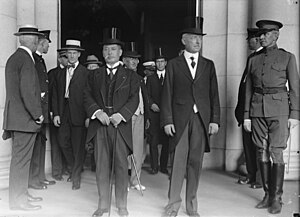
[
  {"xmin": 181, "ymin": 16, "xmax": 206, "ymax": 36},
  {"xmin": 256, "ymin": 20, "xmax": 283, "ymax": 35},
  {"xmin": 101, "ymin": 27, "xmax": 124, "ymax": 46},
  {"xmin": 154, "ymin": 47, "xmax": 167, "ymax": 60},
  {"xmin": 84, "ymin": 55, "xmax": 103, "ymax": 66},
  {"xmin": 39, "ymin": 30, "xmax": 51, "ymax": 43},
  {"xmin": 14, "ymin": 24, "xmax": 44, "ymax": 36},
  {"xmin": 246, "ymin": 28, "xmax": 260, "ymax": 40},
  {"xmin": 123, "ymin": 42, "xmax": 141, "ymax": 58},
  {"xmin": 62, "ymin": 39, "xmax": 85, "ymax": 51}
]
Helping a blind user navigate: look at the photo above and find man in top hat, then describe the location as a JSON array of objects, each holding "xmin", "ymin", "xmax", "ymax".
[
  {"xmin": 29, "ymin": 30, "xmax": 56, "ymax": 190},
  {"xmin": 48, "ymin": 49, "xmax": 69, "ymax": 181},
  {"xmin": 244, "ymin": 20, "xmax": 299, "ymax": 214},
  {"xmin": 85, "ymin": 54, "xmax": 103, "ymax": 70},
  {"xmin": 122, "ymin": 42, "xmax": 149, "ymax": 191},
  {"xmin": 160, "ymin": 17, "xmax": 220, "ymax": 217},
  {"xmin": 84, "ymin": 27, "xmax": 140, "ymax": 217},
  {"xmin": 52, "ymin": 39, "xmax": 89, "ymax": 190},
  {"xmin": 235, "ymin": 28, "xmax": 263, "ymax": 188},
  {"xmin": 146, "ymin": 47, "xmax": 169, "ymax": 175},
  {"xmin": 3, "ymin": 24, "xmax": 44, "ymax": 210}
]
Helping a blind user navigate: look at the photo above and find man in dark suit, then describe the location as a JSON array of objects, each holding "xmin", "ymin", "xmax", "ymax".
[
  {"xmin": 160, "ymin": 17, "xmax": 220, "ymax": 217},
  {"xmin": 52, "ymin": 39, "xmax": 89, "ymax": 190},
  {"xmin": 29, "ymin": 30, "xmax": 56, "ymax": 190},
  {"xmin": 48, "ymin": 49, "xmax": 69, "ymax": 181},
  {"xmin": 244, "ymin": 20, "xmax": 299, "ymax": 214},
  {"xmin": 235, "ymin": 28, "xmax": 263, "ymax": 189},
  {"xmin": 84, "ymin": 27, "xmax": 140, "ymax": 217},
  {"xmin": 2, "ymin": 24, "xmax": 44, "ymax": 211},
  {"xmin": 146, "ymin": 47, "xmax": 169, "ymax": 175}
]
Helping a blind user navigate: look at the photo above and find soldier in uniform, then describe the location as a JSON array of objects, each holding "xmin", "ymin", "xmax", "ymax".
[{"xmin": 244, "ymin": 20, "xmax": 299, "ymax": 214}]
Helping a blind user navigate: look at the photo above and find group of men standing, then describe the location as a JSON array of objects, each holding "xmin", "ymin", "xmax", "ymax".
[{"xmin": 2, "ymin": 17, "xmax": 298, "ymax": 217}]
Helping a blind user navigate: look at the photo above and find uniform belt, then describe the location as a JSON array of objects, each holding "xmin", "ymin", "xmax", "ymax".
[{"xmin": 254, "ymin": 87, "xmax": 287, "ymax": 94}]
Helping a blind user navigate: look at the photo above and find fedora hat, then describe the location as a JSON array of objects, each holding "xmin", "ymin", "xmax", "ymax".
[
  {"xmin": 154, "ymin": 47, "xmax": 167, "ymax": 60},
  {"xmin": 101, "ymin": 27, "xmax": 124, "ymax": 46},
  {"xmin": 14, "ymin": 24, "xmax": 44, "ymax": 36},
  {"xmin": 62, "ymin": 39, "xmax": 85, "ymax": 51},
  {"xmin": 84, "ymin": 55, "xmax": 103, "ymax": 66},
  {"xmin": 246, "ymin": 28, "xmax": 260, "ymax": 40},
  {"xmin": 181, "ymin": 16, "xmax": 206, "ymax": 36},
  {"xmin": 39, "ymin": 30, "xmax": 51, "ymax": 43},
  {"xmin": 123, "ymin": 42, "xmax": 141, "ymax": 58}
]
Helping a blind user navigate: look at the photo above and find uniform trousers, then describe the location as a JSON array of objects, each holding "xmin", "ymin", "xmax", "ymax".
[
  {"xmin": 94, "ymin": 124, "xmax": 129, "ymax": 209},
  {"xmin": 166, "ymin": 113, "xmax": 206, "ymax": 214},
  {"xmin": 9, "ymin": 131, "xmax": 37, "ymax": 208}
]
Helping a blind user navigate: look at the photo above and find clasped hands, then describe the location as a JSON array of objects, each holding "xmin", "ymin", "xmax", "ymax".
[
  {"xmin": 164, "ymin": 123, "xmax": 219, "ymax": 137},
  {"xmin": 95, "ymin": 110, "xmax": 122, "ymax": 127}
]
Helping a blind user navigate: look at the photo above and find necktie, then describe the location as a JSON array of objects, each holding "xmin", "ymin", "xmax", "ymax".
[
  {"xmin": 67, "ymin": 64, "xmax": 75, "ymax": 69},
  {"xmin": 107, "ymin": 66, "xmax": 118, "ymax": 80},
  {"xmin": 190, "ymin": 57, "xmax": 196, "ymax": 68},
  {"xmin": 159, "ymin": 74, "xmax": 164, "ymax": 84}
]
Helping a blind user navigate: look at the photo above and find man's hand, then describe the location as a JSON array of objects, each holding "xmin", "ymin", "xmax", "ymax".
[
  {"xmin": 35, "ymin": 115, "xmax": 44, "ymax": 125},
  {"xmin": 85, "ymin": 118, "xmax": 90, "ymax": 128},
  {"xmin": 208, "ymin": 123, "xmax": 219, "ymax": 135},
  {"xmin": 145, "ymin": 119, "xmax": 150, "ymax": 130},
  {"xmin": 53, "ymin": 116, "xmax": 61, "ymax": 127},
  {"xmin": 110, "ymin": 113, "xmax": 123, "ymax": 128},
  {"xmin": 243, "ymin": 119, "xmax": 251, "ymax": 132},
  {"xmin": 95, "ymin": 110, "xmax": 110, "ymax": 126},
  {"xmin": 164, "ymin": 124, "xmax": 176, "ymax": 137},
  {"xmin": 288, "ymin": 118, "xmax": 299, "ymax": 129},
  {"xmin": 151, "ymin": 103, "xmax": 160, "ymax": 112}
]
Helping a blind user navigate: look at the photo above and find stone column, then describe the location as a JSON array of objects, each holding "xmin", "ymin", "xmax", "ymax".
[{"xmin": 251, "ymin": 0, "xmax": 299, "ymax": 180}]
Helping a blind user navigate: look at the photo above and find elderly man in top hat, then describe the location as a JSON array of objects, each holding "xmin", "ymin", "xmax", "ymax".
[
  {"xmin": 146, "ymin": 47, "xmax": 169, "ymax": 175},
  {"xmin": 160, "ymin": 17, "xmax": 220, "ymax": 217},
  {"xmin": 235, "ymin": 28, "xmax": 263, "ymax": 189},
  {"xmin": 122, "ymin": 42, "xmax": 149, "ymax": 191},
  {"xmin": 244, "ymin": 20, "xmax": 299, "ymax": 214},
  {"xmin": 52, "ymin": 39, "xmax": 89, "ymax": 190},
  {"xmin": 3, "ymin": 24, "xmax": 44, "ymax": 210},
  {"xmin": 84, "ymin": 27, "xmax": 140, "ymax": 217},
  {"xmin": 29, "ymin": 30, "xmax": 56, "ymax": 190}
]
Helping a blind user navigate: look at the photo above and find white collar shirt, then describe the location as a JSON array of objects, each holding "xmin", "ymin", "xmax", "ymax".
[{"xmin": 184, "ymin": 50, "xmax": 199, "ymax": 79}]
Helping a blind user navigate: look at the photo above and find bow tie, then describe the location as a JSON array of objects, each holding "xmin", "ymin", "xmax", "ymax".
[{"xmin": 67, "ymin": 64, "xmax": 75, "ymax": 69}]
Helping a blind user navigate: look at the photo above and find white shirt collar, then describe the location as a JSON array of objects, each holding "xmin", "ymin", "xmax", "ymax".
[
  {"xmin": 68, "ymin": 61, "xmax": 79, "ymax": 69},
  {"xmin": 157, "ymin": 69, "xmax": 165, "ymax": 78},
  {"xmin": 19, "ymin": 46, "xmax": 34, "ymax": 62},
  {"xmin": 183, "ymin": 50, "xmax": 199, "ymax": 62},
  {"xmin": 106, "ymin": 61, "xmax": 122, "ymax": 75},
  {"xmin": 256, "ymin": 47, "xmax": 263, "ymax": 52},
  {"xmin": 36, "ymin": 50, "xmax": 42, "ymax": 56}
]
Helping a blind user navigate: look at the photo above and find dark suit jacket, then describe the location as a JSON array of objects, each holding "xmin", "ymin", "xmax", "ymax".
[
  {"xmin": 160, "ymin": 54, "xmax": 220, "ymax": 152},
  {"xmin": 52, "ymin": 64, "xmax": 89, "ymax": 126},
  {"xmin": 138, "ymin": 74, "xmax": 150, "ymax": 126},
  {"xmin": 3, "ymin": 48, "xmax": 42, "ymax": 133},
  {"xmin": 84, "ymin": 66, "xmax": 140, "ymax": 151},
  {"xmin": 48, "ymin": 65, "xmax": 64, "ymax": 113},
  {"xmin": 33, "ymin": 52, "xmax": 49, "ymax": 123}
]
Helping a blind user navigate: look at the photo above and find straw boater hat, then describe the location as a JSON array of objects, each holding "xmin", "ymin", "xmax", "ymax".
[
  {"xmin": 123, "ymin": 42, "xmax": 141, "ymax": 58},
  {"xmin": 181, "ymin": 16, "xmax": 206, "ymax": 36},
  {"xmin": 84, "ymin": 55, "xmax": 103, "ymax": 66},
  {"xmin": 101, "ymin": 27, "xmax": 124, "ymax": 47},
  {"xmin": 14, "ymin": 24, "xmax": 44, "ymax": 36},
  {"xmin": 62, "ymin": 39, "xmax": 85, "ymax": 51},
  {"xmin": 39, "ymin": 30, "xmax": 51, "ymax": 43}
]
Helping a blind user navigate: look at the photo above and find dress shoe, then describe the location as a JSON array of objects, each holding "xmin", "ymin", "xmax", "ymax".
[
  {"xmin": 149, "ymin": 168, "xmax": 158, "ymax": 175},
  {"xmin": 41, "ymin": 179, "xmax": 56, "ymax": 185},
  {"xmin": 29, "ymin": 183, "xmax": 47, "ymax": 190},
  {"xmin": 67, "ymin": 175, "xmax": 73, "ymax": 182},
  {"xmin": 11, "ymin": 202, "xmax": 41, "ymax": 211},
  {"xmin": 92, "ymin": 208, "xmax": 108, "ymax": 217},
  {"xmin": 117, "ymin": 208, "xmax": 129, "ymax": 217},
  {"xmin": 72, "ymin": 180, "xmax": 80, "ymax": 190},
  {"xmin": 131, "ymin": 184, "xmax": 146, "ymax": 191},
  {"xmin": 160, "ymin": 168, "xmax": 169, "ymax": 175},
  {"xmin": 27, "ymin": 193, "xmax": 43, "ymax": 202},
  {"xmin": 237, "ymin": 177, "xmax": 251, "ymax": 185},
  {"xmin": 187, "ymin": 211, "xmax": 200, "ymax": 217},
  {"xmin": 53, "ymin": 175, "xmax": 64, "ymax": 181},
  {"xmin": 63, "ymin": 169, "xmax": 71, "ymax": 176},
  {"xmin": 250, "ymin": 182, "xmax": 262, "ymax": 189},
  {"xmin": 163, "ymin": 210, "xmax": 177, "ymax": 217}
]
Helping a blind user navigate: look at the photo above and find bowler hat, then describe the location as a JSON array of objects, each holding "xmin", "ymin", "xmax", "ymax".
[
  {"xmin": 154, "ymin": 47, "xmax": 167, "ymax": 60},
  {"xmin": 123, "ymin": 42, "xmax": 141, "ymax": 58},
  {"xmin": 181, "ymin": 16, "xmax": 206, "ymax": 36},
  {"xmin": 246, "ymin": 28, "xmax": 260, "ymax": 40},
  {"xmin": 39, "ymin": 30, "xmax": 51, "ymax": 43},
  {"xmin": 256, "ymin": 20, "xmax": 283, "ymax": 35},
  {"xmin": 84, "ymin": 55, "xmax": 103, "ymax": 66},
  {"xmin": 101, "ymin": 27, "xmax": 124, "ymax": 46},
  {"xmin": 14, "ymin": 24, "xmax": 44, "ymax": 36},
  {"xmin": 62, "ymin": 39, "xmax": 85, "ymax": 51}
]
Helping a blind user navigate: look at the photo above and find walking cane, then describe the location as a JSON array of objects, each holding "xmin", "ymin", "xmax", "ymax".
[
  {"xmin": 108, "ymin": 128, "xmax": 117, "ymax": 217},
  {"xmin": 129, "ymin": 154, "xmax": 143, "ymax": 196}
]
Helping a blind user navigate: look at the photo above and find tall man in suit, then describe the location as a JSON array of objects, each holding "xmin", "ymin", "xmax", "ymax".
[
  {"xmin": 52, "ymin": 39, "xmax": 89, "ymax": 190},
  {"xmin": 29, "ymin": 30, "xmax": 56, "ymax": 190},
  {"xmin": 84, "ymin": 28, "xmax": 140, "ymax": 217},
  {"xmin": 146, "ymin": 47, "xmax": 169, "ymax": 175},
  {"xmin": 244, "ymin": 20, "xmax": 299, "ymax": 214},
  {"xmin": 235, "ymin": 28, "xmax": 263, "ymax": 188},
  {"xmin": 161, "ymin": 17, "xmax": 220, "ymax": 217},
  {"xmin": 2, "ymin": 24, "xmax": 44, "ymax": 211},
  {"xmin": 48, "ymin": 49, "xmax": 69, "ymax": 181}
]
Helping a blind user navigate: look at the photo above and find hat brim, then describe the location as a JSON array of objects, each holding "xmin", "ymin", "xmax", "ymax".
[
  {"xmin": 84, "ymin": 61, "xmax": 103, "ymax": 65},
  {"xmin": 181, "ymin": 28, "xmax": 206, "ymax": 36},
  {"xmin": 14, "ymin": 32, "xmax": 44, "ymax": 36},
  {"xmin": 100, "ymin": 39, "xmax": 124, "ymax": 47},
  {"xmin": 61, "ymin": 46, "xmax": 85, "ymax": 51}
]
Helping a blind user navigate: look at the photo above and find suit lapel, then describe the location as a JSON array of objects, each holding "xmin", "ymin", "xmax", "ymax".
[
  {"xmin": 178, "ymin": 55, "xmax": 193, "ymax": 81},
  {"xmin": 194, "ymin": 56, "xmax": 206, "ymax": 82},
  {"xmin": 70, "ymin": 64, "xmax": 81, "ymax": 84},
  {"xmin": 114, "ymin": 67, "xmax": 127, "ymax": 93}
]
